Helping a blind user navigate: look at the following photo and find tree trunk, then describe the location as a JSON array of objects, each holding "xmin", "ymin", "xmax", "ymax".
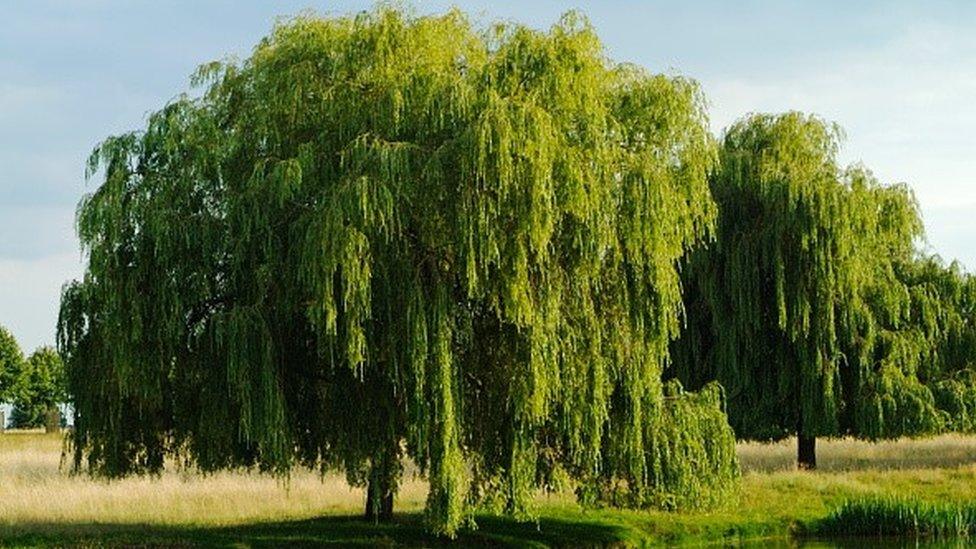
[
  {"xmin": 365, "ymin": 482, "xmax": 395, "ymax": 522},
  {"xmin": 797, "ymin": 434, "xmax": 816, "ymax": 470},
  {"xmin": 44, "ymin": 406, "xmax": 60, "ymax": 434},
  {"xmin": 364, "ymin": 441, "xmax": 400, "ymax": 522},
  {"xmin": 366, "ymin": 482, "xmax": 393, "ymax": 522}
]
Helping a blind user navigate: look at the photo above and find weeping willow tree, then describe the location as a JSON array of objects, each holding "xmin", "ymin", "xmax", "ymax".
[
  {"xmin": 58, "ymin": 7, "xmax": 738, "ymax": 535},
  {"xmin": 670, "ymin": 112, "xmax": 940, "ymax": 468}
]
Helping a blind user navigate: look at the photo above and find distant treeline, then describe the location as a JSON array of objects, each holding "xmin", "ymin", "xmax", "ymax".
[{"xmin": 0, "ymin": 329, "xmax": 64, "ymax": 430}]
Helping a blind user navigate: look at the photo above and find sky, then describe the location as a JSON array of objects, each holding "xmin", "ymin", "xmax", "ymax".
[{"xmin": 1, "ymin": 0, "xmax": 974, "ymax": 352}]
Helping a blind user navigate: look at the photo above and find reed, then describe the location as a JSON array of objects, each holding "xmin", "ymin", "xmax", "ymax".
[{"xmin": 817, "ymin": 497, "xmax": 976, "ymax": 540}]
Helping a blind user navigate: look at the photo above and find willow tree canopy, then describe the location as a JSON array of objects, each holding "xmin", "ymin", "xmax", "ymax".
[
  {"xmin": 58, "ymin": 7, "xmax": 737, "ymax": 535},
  {"xmin": 669, "ymin": 112, "xmax": 939, "ymax": 466},
  {"xmin": 901, "ymin": 257, "xmax": 976, "ymax": 432}
]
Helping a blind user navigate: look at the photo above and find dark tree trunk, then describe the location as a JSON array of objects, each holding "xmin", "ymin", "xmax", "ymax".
[
  {"xmin": 797, "ymin": 434, "xmax": 816, "ymax": 470},
  {"xmin": 365, "ymin": 482, "xmax": 395, "ymax": 521},
  {"xmin": 364, "ymin": 441, "xmax": 400, "ymax": 522}
]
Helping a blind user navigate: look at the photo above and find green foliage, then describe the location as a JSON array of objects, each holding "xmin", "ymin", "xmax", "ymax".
[
  {"xmin": 7, "ymin": 405, "xmax": 31, "ymax": 429},
  {"xmin": 893, "ymin": 257, "xmax": 976, "ymax": 433},
  {"xmin": 9, "ymin": 403, "xmax": 44, "ymax": 429},
  {"xmin": 577, "ymin": 380, "xmax": 739, "ymax": 511},
  {"xmin": 9, "ymin": 347, "xmax": 66, "ymax": 429},
  {"xmin": 817, "ymin": 497, "xmax": 976, "ymax": 540},
  {"xmin": 837, "ymin": 172, "xmax": 939, "ymax": 439},
  {"xmin": 58, "ymin": 6, "xmax": 737, "ymax": 535},
  {"xmin": 899, "ymin": 258, "xmax": 976, "ymax": 379},
  {"xmin": 933, "ymin": 372, "xmax": 976, "ymax": 433},
  {"xmin": 853, "ymin": 366, "xmax": 943, "ymax": 439},
  {"xmin": 0, "ymin": 326, "xmax": 24, "ymax": 403},
  {"xmin": 852, "ymin": 255, "xmax": 976, "ymax": 437},
  {"xmin": 654, "ymin": 382, "xmax": 740, "ymax": 509},
  {"xmin": 670, "ymin": 112, "xmax": 938, "ymax": 442}
]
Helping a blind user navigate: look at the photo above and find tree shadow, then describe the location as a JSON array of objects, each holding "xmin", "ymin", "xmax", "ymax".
[{"xmin": 0, "ymin": 513, "xmax": 634, "ymax": 548}]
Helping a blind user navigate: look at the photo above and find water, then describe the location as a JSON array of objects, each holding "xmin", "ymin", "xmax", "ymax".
[{"xmin": 736, "ymin": 538, "xmax": 969, "ymax": 548}]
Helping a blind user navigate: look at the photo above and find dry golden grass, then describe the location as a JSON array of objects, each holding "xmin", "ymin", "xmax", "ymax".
[
  {"xmin": 737, "ymin": 434, "xmax": 976, "ymax": 473},
  {"xmin": 0, "ymin": 431, "xmax": 428, "ymax": 528}
]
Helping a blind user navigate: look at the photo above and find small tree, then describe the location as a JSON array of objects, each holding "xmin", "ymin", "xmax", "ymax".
[{"xmin": 10, "ymin": 347, "xmax": 65, "ymax": 432}]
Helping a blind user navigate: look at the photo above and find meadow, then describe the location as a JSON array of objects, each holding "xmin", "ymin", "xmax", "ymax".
[{"xmin": 1, "ymin": 431, "xmax": 975, "ymax": 547}]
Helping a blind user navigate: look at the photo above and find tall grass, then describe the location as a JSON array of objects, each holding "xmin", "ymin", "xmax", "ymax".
[
  {"xmin": 0, "ymin": 432, "xmax": 428, "ymax": 529},
  {"xmin": 817, "ymin": 497, "xmax": 976, "ymax": 540},
  {"xmin": 738, "ymin": 434, "xmax": 976, "ymax": 473}
]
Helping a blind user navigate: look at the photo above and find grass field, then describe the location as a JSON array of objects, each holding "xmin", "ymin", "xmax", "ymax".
[{"xmin": 1, "ymin": 431, "xmax": 975, "ymax": 547}]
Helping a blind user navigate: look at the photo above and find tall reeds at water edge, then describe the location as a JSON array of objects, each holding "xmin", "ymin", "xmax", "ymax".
[{"xmin": 817, "ymin": 497, "xmax": 976, "ymax": 540}]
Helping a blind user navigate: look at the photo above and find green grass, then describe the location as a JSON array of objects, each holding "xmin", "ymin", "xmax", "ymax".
[
  {"xmin": 815, "ymin": 497, "xmax": 976, "ymax": 541},
  {"xmin": 1, "ymin": 432, "xmax": 975, "ymax": 546}
]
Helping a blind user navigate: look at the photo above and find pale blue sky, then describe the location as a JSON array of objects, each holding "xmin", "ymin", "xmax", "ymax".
[{"xmin": 1, "ymin": 1, "xmax": 974, "ymax": 351}]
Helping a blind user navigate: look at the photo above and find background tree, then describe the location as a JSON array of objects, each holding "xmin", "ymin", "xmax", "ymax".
[
  {"xmin": 58, "ymin": 7, "xmax": 738, "ymax": 536},
  {"xmin": 669, "ymin": 112, "xmax": 939, "ymax": 468},
  {"xmin": 0, "ymin": 326, "xmax": 24, "ymax": 410},
  {"xmin": 9, "ymin": 346, "xmax": 66, "ymax": 432},
  {"xmin": 897, "ymin": 257, "xmax": 976, "ymax": 432}
]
